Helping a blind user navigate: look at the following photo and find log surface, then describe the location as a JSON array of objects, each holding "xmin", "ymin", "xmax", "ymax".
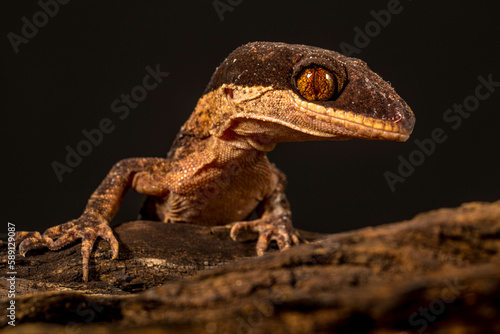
[{"xmin": 1, "ymin": 201, "xmax": 499, "ymax": 333}]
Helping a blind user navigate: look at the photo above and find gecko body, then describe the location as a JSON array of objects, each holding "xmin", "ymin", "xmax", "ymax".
[{"xmin": 17, "ymin": 42, "xmax": 415, "ymax": 281}]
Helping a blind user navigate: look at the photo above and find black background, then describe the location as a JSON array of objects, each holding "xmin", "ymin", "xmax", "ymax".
[{"xmin": 2, "ymin": 0, "xmax": 499, "ymax": 234}]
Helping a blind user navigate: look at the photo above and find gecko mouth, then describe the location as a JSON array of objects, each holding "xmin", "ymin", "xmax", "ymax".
[{"xmin": 289, "ymin": 92, "xmax": 415, "ymax": 142}]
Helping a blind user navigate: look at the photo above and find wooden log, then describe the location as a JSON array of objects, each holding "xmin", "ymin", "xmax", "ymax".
[{"xmin": 1, "ymin": 200, "xmax": 499, "ymax": 333}]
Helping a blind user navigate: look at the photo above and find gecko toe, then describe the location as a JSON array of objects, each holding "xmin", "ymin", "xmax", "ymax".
[
  {"xmin": 99, "ymin": 224, "xmax": 120, "ymax": 259},
  {"xmin": 231, "ymin": 219, "xmax": 299, "ymax": 256},
  {"xmin": 17, "ymin": 231, "xmax": 53, "ymax": 256},
  {"xmin": 81, "ymin": 236, "xmax": 97, "ymax": 283},
  {"xmin": 42, "ymin": 220, "xmax": 78, "ymax": 239}
]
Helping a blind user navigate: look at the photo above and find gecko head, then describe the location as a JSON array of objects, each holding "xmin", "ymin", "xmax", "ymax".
[{"xmin": 194, "ymin": 42, "xmax": 415, "ymax": 147}]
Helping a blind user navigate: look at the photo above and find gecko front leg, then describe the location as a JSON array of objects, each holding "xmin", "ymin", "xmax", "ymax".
[
  {"xmin": 230, "ymin": 166, "xmax": 302, "ymax": 255},
  {"xmin": 16, "ymin": 157, "xmax": 171, "ymax": 282}
]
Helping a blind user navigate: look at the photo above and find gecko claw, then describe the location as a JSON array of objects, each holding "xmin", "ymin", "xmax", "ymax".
[
  {"xmin": 16, "ymin": 231, "xmax": 54, "ymax": 256},
  {"xmin": 230, "ymin": 218, "xmax": 300, "ymax": 256}
]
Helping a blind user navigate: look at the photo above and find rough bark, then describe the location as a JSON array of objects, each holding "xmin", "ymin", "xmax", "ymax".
[{"xmin": 1, "ymin": 200, "xmax": 499, "ymax": 333}]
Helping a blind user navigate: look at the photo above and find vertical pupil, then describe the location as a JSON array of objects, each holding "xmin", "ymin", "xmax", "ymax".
[{"xmin": 313, "ymin": 70, "xmax": 324, "ymax": 96}]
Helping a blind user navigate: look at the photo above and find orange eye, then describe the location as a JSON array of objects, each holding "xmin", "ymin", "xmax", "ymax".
[{"xmin": 296, "ymin": 67, "xmax": 339, "ymax": 101}]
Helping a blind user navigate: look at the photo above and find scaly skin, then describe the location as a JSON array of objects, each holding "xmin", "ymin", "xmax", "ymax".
[{"xmin": 17, "ymin": 42, "xmax": 415, "ymax": 282}]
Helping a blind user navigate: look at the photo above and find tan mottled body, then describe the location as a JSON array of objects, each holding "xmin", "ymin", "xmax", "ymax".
[
  {"xmin": 141, "ymin": 136, "xmax": 278, "ymax": 226},
  {"xmin": 17, "ymin": 42, "xmax": 414, "ymax": 281}
]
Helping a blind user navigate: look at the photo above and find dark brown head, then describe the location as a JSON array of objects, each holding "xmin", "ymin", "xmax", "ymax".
[{"xmin": 188, "ymin": 42, "xmax": 415, "ymax": 144}]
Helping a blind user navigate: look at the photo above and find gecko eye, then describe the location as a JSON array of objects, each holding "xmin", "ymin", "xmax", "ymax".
[{"xmin": 296, "ymin": 66, "xmax": 342, "ymax": 101}]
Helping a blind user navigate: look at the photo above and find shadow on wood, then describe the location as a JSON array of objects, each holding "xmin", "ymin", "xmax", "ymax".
[{"xmin": 1, "ymin": 200, "xmax": 499, "ymax": 333}]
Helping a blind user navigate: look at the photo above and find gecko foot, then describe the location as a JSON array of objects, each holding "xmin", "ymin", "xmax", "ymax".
[
  {"xmin": 230, "ymin": 217, "xmax": 302, "ymax": 256},
  {"xmin": 16, "ymin": 215, "xmax": 119, "ymax": 282}
]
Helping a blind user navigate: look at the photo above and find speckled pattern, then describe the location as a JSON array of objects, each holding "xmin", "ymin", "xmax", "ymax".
[{"xmin": 16, "ymin": 42, "xmax": 414, "ymax": 282}]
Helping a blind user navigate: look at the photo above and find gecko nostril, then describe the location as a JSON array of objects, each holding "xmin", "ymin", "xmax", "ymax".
[{"xmin": 392, "ymin": 112, "xmax": 402, "ymax": 123}]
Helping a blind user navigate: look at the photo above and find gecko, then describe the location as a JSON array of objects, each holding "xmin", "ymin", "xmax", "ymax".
[{"xmin": 16, "ymin": 42, "xmax": 415, "ymax": 282}]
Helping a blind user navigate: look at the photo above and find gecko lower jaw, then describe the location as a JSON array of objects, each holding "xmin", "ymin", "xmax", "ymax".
[{"xmin": 289, "ymin": 93, "xmax": 414, "ymax": 142}]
